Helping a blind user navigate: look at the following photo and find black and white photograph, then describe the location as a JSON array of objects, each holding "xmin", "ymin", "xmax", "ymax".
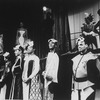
[{"xmin": 0, "ymin": 0, "xmax": 100, "ymax": 100}]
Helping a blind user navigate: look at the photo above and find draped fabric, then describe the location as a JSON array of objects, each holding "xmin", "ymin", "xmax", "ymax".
[
  {"xmin": 27, "ymin": 60, "xmax": 34, "ymax": 77},
  {"xmin": 39, "ymin": 7, "xmax": 71, "ymax": 59},
  {"xmin": 39, "ymin": 7, "xmax": 72, "ymax": 100},
  {"xmin": 53, "ymin": 7, "xmax": 72, "ymax": 54}
]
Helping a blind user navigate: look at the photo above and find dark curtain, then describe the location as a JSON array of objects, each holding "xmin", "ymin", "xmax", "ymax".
[
  {"xmin": 40, "ymin": 7, "xmax": 73, "ymax": 100},
  {"xmin": 52, "ymin": 7, "xmax": 72, "ymax": 54},
  {"xmin": 39, "ymin": 7, "xmax": 72, "ymax": 58},
  {"xmin": 52, "ymin": 7, "xmax": 73, "ymax": 100}
]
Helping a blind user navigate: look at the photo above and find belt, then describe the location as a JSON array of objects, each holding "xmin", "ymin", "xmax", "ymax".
[{"xmin": 74, "ymin": 77, "xmax": 88, "ymax": 82}]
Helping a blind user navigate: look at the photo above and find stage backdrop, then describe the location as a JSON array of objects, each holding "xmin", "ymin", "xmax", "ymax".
[{"xmin": 68, "ymin": 0, "xmax": 100, "ymax": 49}]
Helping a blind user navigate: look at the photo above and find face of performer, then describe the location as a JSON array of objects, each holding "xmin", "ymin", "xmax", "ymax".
[
  {"xmin": 77, "ymin": 39, "xmax": 88, "ymax": 53},
  {"xmin": 48, "ymin": 41, "xmax": 55, "ymax": 50},
  {"xmin": 25, "ymin": 46, "xmax": 34, "ymax": 54},
  {"xmin": 14, "ymin": 49, "xmax": 21, "ymax": 56}
]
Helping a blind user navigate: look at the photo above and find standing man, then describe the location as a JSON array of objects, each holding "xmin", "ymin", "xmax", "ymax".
[
  {"xmin": 22, "ymin": 40, "xmax": 42, "ymax": 100},
  {"xmin": 42, "ymin": 38, "xmax": 59, "ymax": 100},
  {"xmin": 71, "ymin": 36, "xmax": 99, "ymax": 100}
]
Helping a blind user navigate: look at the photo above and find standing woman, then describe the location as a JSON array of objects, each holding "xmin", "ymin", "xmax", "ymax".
[
  {"xmin": 11, "ymin": 45, "xmax": 23, "ymax": 100},
  {"xmin": 22, "ymin": 40, "xmax": 42, "ymax": 100}
]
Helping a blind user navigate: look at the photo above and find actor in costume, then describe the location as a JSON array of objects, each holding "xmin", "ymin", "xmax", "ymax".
[
  {"xmin": 22, "ymin": 40, "xmax": 42, "ymax": 100},
  {"xmin": 94, "ymin": 9, "xmax": 100, "ymax": 35},
  {"xmin": 10, "ymin": 45, "xmax": 23, "ymax": 99},
  {"xmin": 71, "ymin": 36, "xmax": 99, "ymax": 100},
  {"xmin": 0, "ymin": 35, "xmax": 8, "ymax": 100},
  {"xmin": 3, "ymin": 52, "xmax": 12, "ymax": 99},
  {"xmin": 42, "ymin": 38, "xmax": 59, "ymax": 100},
  {"xmin": 81, "ymin": 13, "xmax": 97, "ymax": 49},
  {"xmin": 0, "ymin": 52, "xmax": 11, "ymax": 100}
]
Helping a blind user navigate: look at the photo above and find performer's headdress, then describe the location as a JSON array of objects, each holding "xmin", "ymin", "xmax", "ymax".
[
  {"xmin": 13, "ymin": 44, "xmax": 24, "ymax": 52},
  {"xmin": 25, "ymin": 39, "xmax": 34, "ymax": 47},
  {"xmin": 24, "ymin": 39, "xmax": 35, "ymax": 53},
  {"xmin": 76, "ymin": 36, "xmax": 85, "ymax": 44},
  {"xmin": 76, "ymin": 35, "xmax": 90, "ymax": 46},
  {"xmin": 84, "ymin": 13, "xmax": 94, "ymax": 23},
  {"xmin": 13, "ymin": 45, "xmax": 21, "ymax": 50},
  {"xmin": 3, "ymin": 52, "xmax": 10, "ymax": 57},
  {"xmin": 48, "ymin": 38, "xmax": 58, "ymax": 43}
]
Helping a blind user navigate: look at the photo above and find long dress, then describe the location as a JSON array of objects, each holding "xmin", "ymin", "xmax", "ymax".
[
  {"xmin": 10, "ymin": 56, "xmax": 23, "ymax": 100},
  {"xmin": 22, "ymin": 54, "xmax": 42, "ymax": 100},
  {"xmin": 29, "ymin": 75, "xmax": 42, "ymax": 100}
]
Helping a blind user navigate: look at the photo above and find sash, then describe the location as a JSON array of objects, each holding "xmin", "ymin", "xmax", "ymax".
[{"xmin": 27, "ymin": 60, "xmax": 34, "ymax": 77}]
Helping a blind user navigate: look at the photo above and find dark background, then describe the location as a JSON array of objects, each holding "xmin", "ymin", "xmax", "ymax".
[
  {"xmin": 0, "ymin": 0, "xmax": 99, "ymax": 99},
  {"xmin": 0, "ymin": 0, "xmax": 99, "ymax": 56}
]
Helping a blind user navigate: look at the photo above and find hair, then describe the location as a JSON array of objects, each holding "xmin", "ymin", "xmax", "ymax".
[
  {"xmin": 85, "ymin": 13, "xmax": 94, "ymax": 23},
  {"xmin": 97, "ymin": 9, "xmax": 100, "ymax": 15},
  {"xmin": 19, "ymin": 46, "xmax": 24, "ymax": 53},
  {"xmin": 82, "ymin": 35, "xmax": 90, "ymax": 46},
  {"xmin": 77, "ymin": 35, "xmax": 90, "ymax": 46}
]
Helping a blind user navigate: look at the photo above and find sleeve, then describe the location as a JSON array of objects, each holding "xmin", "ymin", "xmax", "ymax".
[
  {"xmin": 53, "ymin": 54, "xmax": 59, "ymax": 79},
  {"xmin": 87, "ymin": 59, "xmax": 100, "ymax": 84}
]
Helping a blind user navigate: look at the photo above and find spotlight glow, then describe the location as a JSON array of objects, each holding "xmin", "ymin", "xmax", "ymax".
[{"xmin": 43, "ymin": 6, "xmax": 47, "ymax": 11}]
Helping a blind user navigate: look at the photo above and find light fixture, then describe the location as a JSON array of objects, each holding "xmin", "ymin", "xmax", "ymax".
[
  {"xmin": 43, "ymin": 6, "xmax": 51, "ymax": 13},
  {"xmin": 43, "ymin": 6, "xmax": 47, "ymax": 11}
]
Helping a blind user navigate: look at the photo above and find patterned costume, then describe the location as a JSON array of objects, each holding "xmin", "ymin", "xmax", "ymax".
[{"xmin": 22, "ymin": 54, "xmax": 42, "ymax": 100}]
